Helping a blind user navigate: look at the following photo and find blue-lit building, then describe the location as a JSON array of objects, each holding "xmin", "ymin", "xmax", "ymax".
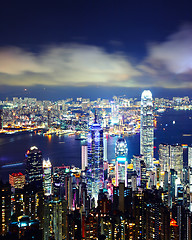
[
  {"xmin": 25, "ymin": 146, "xmax": 43, "ymax": 188},
  {"xmin": 140, "ymin": 90, "xmax": 154, "ymax": 169},
  {"xmin": 87, "ymin": 115, "xmax": 104, "ymax": 203},
  {"xmin": 115, "ymin": 137, "xmax": 128, "ymax": 187}
]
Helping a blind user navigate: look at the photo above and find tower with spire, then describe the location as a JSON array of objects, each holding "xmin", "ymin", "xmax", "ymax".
[{"xmin": 87, "ymin": 110, "xmax": 104, "ymax": 203}]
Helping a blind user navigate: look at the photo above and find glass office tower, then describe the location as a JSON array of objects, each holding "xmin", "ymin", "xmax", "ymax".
[
  {"xmin": 87, "ymin": 116, "xmax": 104, "ymax": 202},
  {"xmin": 140, "ymin": 90, "xmax": 154, "ymax": 169},
  {"xmin": 25, "ymin": 146, "xmax": 43, "ymax": 188}
]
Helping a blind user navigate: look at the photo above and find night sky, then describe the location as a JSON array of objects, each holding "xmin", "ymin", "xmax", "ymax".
[{"xmin": 0, "ymin": 0, "xmax": 192, "ymax": 100}]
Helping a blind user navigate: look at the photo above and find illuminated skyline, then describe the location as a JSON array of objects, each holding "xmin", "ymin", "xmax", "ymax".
[{"xmin": 0, "ymin": 1, "xmax": 192, "ymax": 99}]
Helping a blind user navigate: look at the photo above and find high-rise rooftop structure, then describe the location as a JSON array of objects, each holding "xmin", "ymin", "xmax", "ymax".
[
  {"xmin": 25, "ymin": 146, "xmax": 43, "ymax": 188},
  {"xmin": 140, "ymin": 90, "xmax": 154, "ymax": 169},
  {"xmin": 9, "ymin": 172, "xmax": 25, "ymax": 189},
  {"xmin": 115, "ymin": 137, "xmax": 128, "ymax": 187},
  {"xmin": 87, "ymin": 112, "xmax": 104, "ymax": 202},
  {"xmin": 43, "ymin": 159, "xmax": 52, "ymax": 196}
]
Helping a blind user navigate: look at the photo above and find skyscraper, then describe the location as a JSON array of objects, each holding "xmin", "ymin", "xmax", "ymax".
[
  {"xmin": 115, "ymin": 137, "xmax": 128, "ymax": 187},
  {"xmin": 87, "ymin": 113, "xmax": 104, "ymax": 202},
  {"xmin": 43, "ymin": 159, "xmax": 52, "ymax": 196},
  {"xmin": 140, "ymin": 90, "xmax": 154, "ymax": 169},
  {"xmin": 103, "ymin": 133, "xmax": 108, "ymax": 162},
  {"xmin": 0, "ymin": 108, "xmax": 3, "ymax": 129},
  {"xmin": 81, "ymin": 145, "xmax": 88, "ymax": 171},
  {"xmin": 188, "ymin": 146, "xmax": 192, "ymax": 211},
  {"xmin": 170, "ymin": 144, "xmax": 183, "ymax": 181},
  {"xmin": 25, "ymin": 146, "xmax": 43, "ymax": 188},
  {"xmin": 188, "ymin": 146, "xmax": 192, "ymax": 167},
  {"xmin": 159, "ymin": 143, "xmax": 170, "ymax": 172}
]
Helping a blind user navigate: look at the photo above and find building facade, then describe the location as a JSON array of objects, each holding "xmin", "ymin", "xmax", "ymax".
[
  {"xmin": 25, "ymin": 146, "xmax": 43, "ymax": 188},
  {"xmin": 115, "ymin": 137, "xmax": 128, "ymax": 187},
  {"xmin": 140, "ymin": 90, "xmax": 154, "ymax": 169},
  {"xmin": 87, "ymin": 116, "xmax": 104, "ymax": 202}
]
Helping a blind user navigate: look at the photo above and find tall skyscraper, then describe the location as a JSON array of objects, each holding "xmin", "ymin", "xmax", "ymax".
[
  {"xmin": 43, "ymin": 159, "xmax": 52, "ymax": 196},
  {"xmin": 140, "ymin": 90, "xmax": 154, "ymax": 169},
  {"xmin": 111, "ymin": 101, "xmax": 119, "ymax": 125},
  {"xmin": 87, "ymin": 113, "xmax": 104, "ymax": 202},
  {"xmin": 132, "ymin": 155, "xmax": 145, "ymax": 186},
  {"xmin": 159, "ymin": 143, "xmax": 170, "ymax": 172},
  {"xmin": 170, "ymin": 144, "xmax": 183, "ymax": 181},
  {"xmin": 0, "ymin": 108, "xmax": 3, "ymax": 129},
  {"xmin": 188, "ymin": 146, "xmax": 192, "ymax": 167},
  {"xmin": 25, "ymin": 146, "xmax": 43, "ymax": 188},
  {"xmin": 81, "ymin": 145, "xmax": 88, "ymax": 170},
  {"xmin": 47, "ymin": 108, "xmax": 52, "ymax": 128},
  {"xmin": 115, "ymin": 137, "xmax": 128, "ymax": 187},
  {"xmin": 103, "ymin": 133, "xmax": 108, "ymax": 162},
  {"xmin": 188, "ymin": 146, "xmax": 192, "ymax": 211}
]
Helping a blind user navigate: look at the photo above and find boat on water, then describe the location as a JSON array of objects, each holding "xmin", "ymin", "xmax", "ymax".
[{"xmin": 157, "ymin": 108, "xmax": 166, "ymax": 113}]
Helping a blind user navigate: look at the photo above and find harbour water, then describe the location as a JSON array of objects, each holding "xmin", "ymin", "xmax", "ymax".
[{"xmin": 0, "ymin": 109, "xmax": 192, "ymax": 182}]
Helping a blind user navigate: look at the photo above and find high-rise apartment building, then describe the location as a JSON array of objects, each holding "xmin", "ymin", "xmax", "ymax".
[
  {"xmin": 140, "ymin": 90, "xmax": 154, "ymax": 169},
  {"xmin": 25, "ymin": 146, "xmax": 43, "ymax": 188},
  {"xmin": 87, "ymin": 115, "xmax": 104, "ymax": 202}
]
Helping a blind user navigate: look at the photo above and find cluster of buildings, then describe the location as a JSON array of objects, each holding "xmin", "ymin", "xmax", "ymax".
[
  {"xmin": 0, "ymin": 94, "xmax": 192, "ymax": 136},
  {"xmin": 0, "ymin": 91, "xmax": 192, "ymax": 239}
]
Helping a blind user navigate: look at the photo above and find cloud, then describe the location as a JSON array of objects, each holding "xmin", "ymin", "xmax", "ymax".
[
  {"xmin": 135, "ymin": 24, "xmax": 192, "ymax": 89},
  {"xmin": 0, "ymin": 44, "xmax": 141, "ymax": 87},
  {"xmin": 0, "ymin": 47, "xmax": 51, "ymax": 75},
  {"xmin": 1, "ymin": 25, "xmax": 192, "ymax": 90},
  {"xmin": 145, "ymin": 24, "xmax": 192, "ymax": 75}
]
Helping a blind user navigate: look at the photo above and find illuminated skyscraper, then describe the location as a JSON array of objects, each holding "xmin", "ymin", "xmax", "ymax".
[
  {"xmin": 188, "ymin": 146, "xmax": 192, "ymax": 211},
  {"xmin": 159, "ymin": 144, "xmax": 170, "ymax": 172},
  {"xmin": 140, "ymin": 90, "xmax": 154, "ymax": 169},
  {"xmin": 132, "ymin": 155, "xmax": 145, "ymax": 186},
  {"xmin": 170, "ymin": 144, "xmax": 183, "ymax": 181},
  {"xmin": 188, "ymin": 146, "xmax": 192, "ymax": 167},
  {"xmin": 48, "ymin": 108, "xmax": 52, "ymax": 128},
  {"xmin": 81, "ymin": 145, "xmax": 88, "ymax": 170},
  {"xmin": 115, "ymin": 137, "xmax": 128, "ymax": 187},
  {"xmin": 43, "ymin": 159, "xmax": 52, "ymax": 196},
  {"xmin": 87, "ymin": 114, "xmax": 104, "ymax": 202},
  {"xmin": 9, "ymin": 172, "xmax": 25, "ymax": 189},
  {"xmin": 25, "ymin": 146, "xmax": 43, "ymax": 188},
  {"xmin": 0, "ymin": 108, "xmax": 3, "ymax": 129},
  {"xmin": 111, "ymin": 101, "xmax": 119, "ymax": 125},
  {"xmin": 103, "ymin": 133, "xmax": 107, "ymax": 162}
]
